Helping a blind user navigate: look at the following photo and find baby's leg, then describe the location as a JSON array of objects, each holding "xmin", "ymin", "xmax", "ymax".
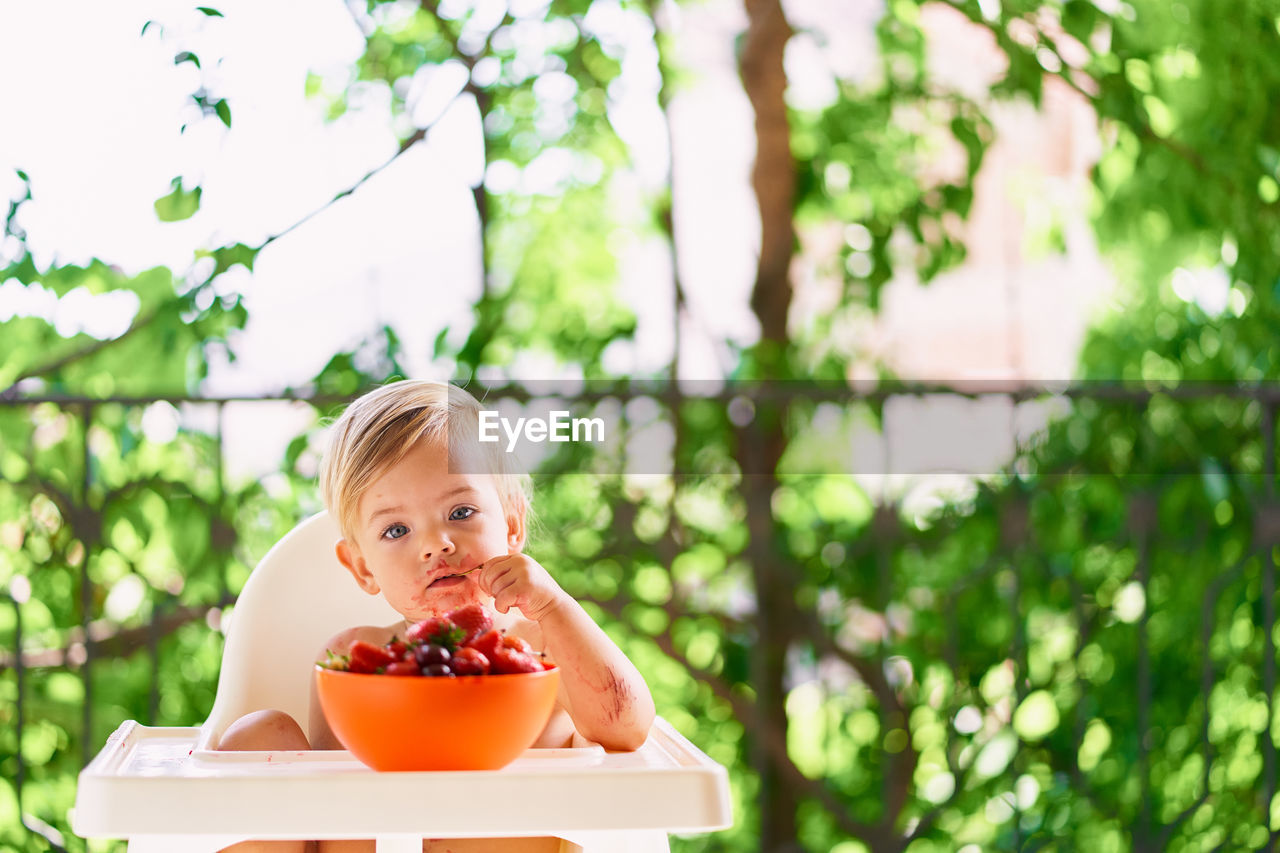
[
  {"xmin": 220, "ymin": 709, "xmax": 311, "ymax": 751},
  {"xmin": 217, "ymin": 710, "xmax": 314, "ymax": 853}
]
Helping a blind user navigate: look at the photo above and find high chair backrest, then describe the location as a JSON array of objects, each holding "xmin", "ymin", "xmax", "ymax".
[{"xmin": 199, "ymin": 511, "xmax": 400, "ymax": 748}]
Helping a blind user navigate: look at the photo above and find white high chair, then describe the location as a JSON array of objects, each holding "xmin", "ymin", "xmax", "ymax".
[{"xmin": 73, "ymin": 512, "xmax": 732, "ymax": 853}]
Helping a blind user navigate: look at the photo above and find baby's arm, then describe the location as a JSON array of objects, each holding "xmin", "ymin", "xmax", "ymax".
[{"xmin": 482, "ymin": 554, "xmax": 655, "ymax": 751}]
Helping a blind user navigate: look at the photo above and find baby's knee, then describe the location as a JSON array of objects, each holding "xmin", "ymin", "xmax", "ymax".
[{"xmin": 219, "ymin": 709, "xmax": 310, "ymax": 751}]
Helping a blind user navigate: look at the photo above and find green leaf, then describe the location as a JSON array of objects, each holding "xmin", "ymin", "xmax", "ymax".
[
  {"xmin": 432, "ymin": 325, "xmax": 451, "ymax": 358},
  {"xmin": 174, "ymin": 51, "xmax": 201, "ymax": 69},
  {"xmin": 196, "ymin": 6, "xmax": 224, "ymax": 16},
  {"xmin": 1061, "ymin": 0, "xmax": 1100, "ymax": 42},
  {"xmin": 213, "ymin": 99, "xmax": 232, "ymax": 128},
  {"xmin": 427, "ymin": 623, "xmax": 466, "ymax": 652},
  {"xmin": 153, "ymin": 179, "xmax": 202, "ymax": 222},
  {"xmin": 205, "ymin": 242, "xmax": 258, "ymax": 277},
  {"xmin": 284, "ymin": 434, "xmax": 309, "ymax": 469},
  {"xmin": 325, "ymin": 96, "xmax": 348, "ymax": 122}
]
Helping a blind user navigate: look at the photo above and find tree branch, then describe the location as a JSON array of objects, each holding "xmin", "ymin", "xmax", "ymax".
[
  {"xmin": 256, "ymin": 122, "xmax": 433, "ymax": 252},
  {"xmin": 0, "ymin": 599, "xmax": 232, "ymax": 672},
  {"xmin": 1, "ymin": 301, "xmax": 177, "ymax": 397},
  {"xmin": 1155, "ymin": 791, "xmax": 1210, "ymax": 849}
]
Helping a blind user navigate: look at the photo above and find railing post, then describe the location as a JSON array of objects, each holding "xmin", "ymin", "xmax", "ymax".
[
  {"xmin": 1129, "ymin": 493, "xmax": 1156, "ymax": 850},
  {"xmin": 7, "ymin": 585, "xmax": 26, "ymax": 818},
  {"xmin": 1001, "ymin": 496, "xmax": 1028, "ymax": 850},
  {"xmin": 148, "ymin": 595, "xmax": 163, "ymax": 726},
  {"xmin": 216, "ymin": 401, "xmax": 228, "ymax": 604},
  {"xmin": 1262, "ymin": 402, "xmax": 1277, "ymax": 844},
  {"xmin": 79, "ymin": 403, "xmax": 94, "ymax": 768}
]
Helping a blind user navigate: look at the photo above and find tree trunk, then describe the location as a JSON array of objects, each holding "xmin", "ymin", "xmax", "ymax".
[
  {"xmin": 739, "ymin": 1, "xmax": 799, "ymax": 850},
  {"xmin": 741, "ymin": 0, "xmax": 796, "ymax": 349}
]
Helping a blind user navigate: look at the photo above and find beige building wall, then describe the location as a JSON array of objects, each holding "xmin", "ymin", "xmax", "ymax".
[{"xmin": 876, "ymin": 4, "xmax": 1115, "ymax": 381}]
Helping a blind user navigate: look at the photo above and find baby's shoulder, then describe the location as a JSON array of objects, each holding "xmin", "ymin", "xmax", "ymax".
[{"xmin": 315, "ymin": 623, "xmax": 398, "ymax": 664}]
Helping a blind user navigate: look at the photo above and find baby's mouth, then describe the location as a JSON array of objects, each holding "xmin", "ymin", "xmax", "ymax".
[{"xmin": 429, "ymin": 566, "xmax": 478, "ymax": 587}]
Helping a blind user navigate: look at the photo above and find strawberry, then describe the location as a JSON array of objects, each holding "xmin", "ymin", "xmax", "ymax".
[
  {"xmin": 406, "ymin": 617, "xmax": 448, "ymax": 644},
  {"xmin": 490, "ymin": 646, "xmax": 542, "ymax": 674},
  {"xmin": 447, "ymin": 603, "xmax": 493, "ymax": 646},
  {"xmin": 501, "ymin": 634, "xmax": 534, "ymax": 655},
  {"xmin": 406, "ymin": 616, "xmax": 465, "ymax": 650},
  {"xmin": 348, "ymin": 640, "xmax": 396, "ymax": 674},
  {"xmin": 469, "ymin": 629, "xmax": 505, "ymax": 661},
  {"xmin": 386, "ymin": 639, "xmax": 409, "ymax": 660},
  {"xmin": 451, "ymin": 647, "xmax": 490, "ymax": 676},
  {"xmin": 384, "ymin": 660, "xmax": 421, "ymax": 677}
]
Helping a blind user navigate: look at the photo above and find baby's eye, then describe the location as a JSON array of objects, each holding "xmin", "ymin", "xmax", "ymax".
[
  {"xmin": 449, "ymin": 506, "xmax": 475, "ymax": 521},
  {"xmin": 382, "ymin": 523, "xmax": 409, "ymax": 540}
]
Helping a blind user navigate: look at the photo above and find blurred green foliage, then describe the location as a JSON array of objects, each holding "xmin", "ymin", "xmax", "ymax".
[{"xmin": 3, "ymin": 0, "xmax": 1280, "ymax": 851}]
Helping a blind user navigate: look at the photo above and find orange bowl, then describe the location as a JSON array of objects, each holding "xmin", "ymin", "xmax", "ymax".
[{"xmin": 314, "ymin": 665, "xmax": 560, "ymax": 771}]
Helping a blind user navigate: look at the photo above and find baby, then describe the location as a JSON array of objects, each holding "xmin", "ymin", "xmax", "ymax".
[{"xmin": 219, "ymin": 380, "xmax": 655, "ymax": 853}]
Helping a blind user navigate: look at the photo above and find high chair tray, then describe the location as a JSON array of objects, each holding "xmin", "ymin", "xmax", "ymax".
[{"xmin": 73, "ymin": 716, "xmax": 732, "ymax": 840}]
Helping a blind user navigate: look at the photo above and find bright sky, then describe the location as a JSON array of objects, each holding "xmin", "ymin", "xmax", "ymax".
[{"xmin": 0, "ymin": 0, "xmax": 794, "ymax": 402}]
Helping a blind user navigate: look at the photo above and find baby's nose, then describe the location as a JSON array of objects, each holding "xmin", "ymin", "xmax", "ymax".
[{"xmin": 422, "ymin": 540, "xmax": 455, "ymax": 559}]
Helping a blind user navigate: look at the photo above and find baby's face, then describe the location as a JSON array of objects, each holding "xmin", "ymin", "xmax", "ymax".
[{"xmin": 338, "ymin": 438, "xmax": 521, "ymax": 621}]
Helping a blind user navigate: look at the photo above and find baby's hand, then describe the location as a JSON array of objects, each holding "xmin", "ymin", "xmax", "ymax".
[{"xmin": 477, "ymin": 553, "xmax": 568, "ymax": 623}]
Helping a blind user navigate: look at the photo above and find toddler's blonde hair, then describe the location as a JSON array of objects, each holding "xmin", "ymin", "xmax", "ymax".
[{"xmin": 319, "ymin": 380, "xmax": 531, "ymax": 542}]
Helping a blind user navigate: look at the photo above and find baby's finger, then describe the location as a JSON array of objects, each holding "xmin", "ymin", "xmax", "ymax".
[
  {"xmin": 478, "ymin": 554, "xmax": 513, "ymax": 581},
  {"xmin": 487, "ymin": 573, "xmax": 517, "ymax": 605},
  {"xmin": 475, "ymin": 556, "xmax": 509, "ymax": 594},
  {"xmin": 493, "ymin": 587, "xmax": 518, "ymax": 614}
]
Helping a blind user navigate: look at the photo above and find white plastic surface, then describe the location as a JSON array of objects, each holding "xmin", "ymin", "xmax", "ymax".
[{"xmin": 73, "ymin": 718, "xmax": 731, "ymax": 849}]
